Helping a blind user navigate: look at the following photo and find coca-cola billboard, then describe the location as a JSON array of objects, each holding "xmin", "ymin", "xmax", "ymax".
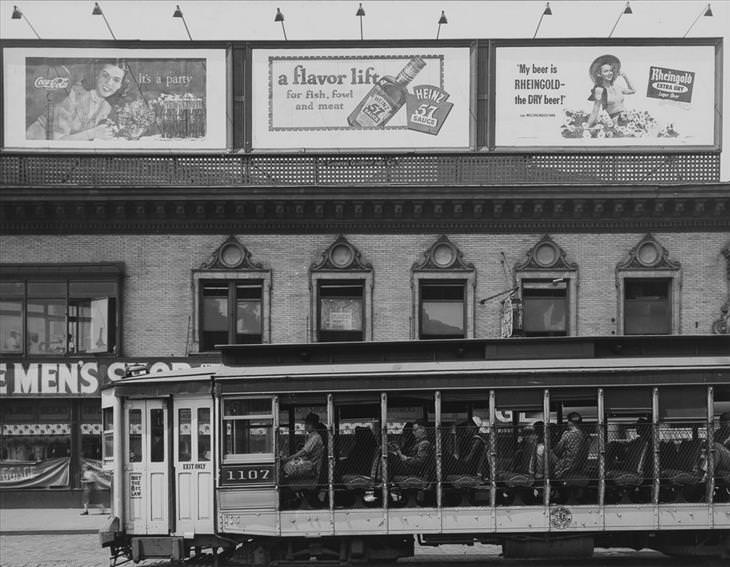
[{"xmin": 3, "ymin": 47, "xmax": 227, "ymax": 150}]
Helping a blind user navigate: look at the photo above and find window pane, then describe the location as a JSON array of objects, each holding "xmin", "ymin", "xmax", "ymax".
[
  {"xmin": 27, "ymin": 298, "xmax": 66, "ymax": 354},
  {"xmin": 178, "ymin": 408, "xmax": 192, "ymax": 462},
  {"xmin": 224, "ymin": 419, "xmax": 273, "ymax": 456},
  {"xmin": 150, "ymin": 409, "xmax": 165, "ymax": 463},
  {"xmin": 421, "ymin": 282, "xmax": 464, "ymax": 301},
  {"xmin": 625, "ymin": 279, "xmax": 670, "ymax": 335},
  {"xmin": 202, "ymin": 295, "xmax": 228, "ymax": 331},
  {"xmin": 421, "ymin": 301, "xmax": 464, "ymax": 337},
  {"xmin": 69, "ymin": 282, "xmax": 116, "ymax": 354},
  {"xmin": 198, "ymin": 408, "xmax": 211, "ymax": 461},
  {"xmin": 129, "ymin": 409, "xmax": 142, "ymax": 462},
  {"xmin": 102, "ymin": 407, "xmax": 114, "ymax": 461},
  {"xmin": 523, "ymin": 296, "xmax": 567, "ymax": 334},
  {"xmin": 236, "ymin": 299, "xmax": 262, "ymax": 335},
  {"xmin": 320, "ymin": 298, "xmax": 363, "ymax": 331},
  {"xmin": 0, "ymin": 295, "xmax": 23, "ymax": 354},
  {"xmin": 224, "ymin": 399, "xmax": 271, "ymax": 417}
]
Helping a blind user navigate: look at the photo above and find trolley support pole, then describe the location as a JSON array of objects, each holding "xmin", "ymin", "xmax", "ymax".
[
  {"xmin": 488, "ymin": 390, "xmax": 496, "ymax": 509},
  {"xmin": 435, "ymin": 391, "xmax": 442, "ymax": 510},
  {"xmin": 707, "ymin": 386, "xmax": 715, "ymax": 504},
  {"xmin": 381, "ymin": 393, "xmax": 389, "ymax": 516},
  {"xmin": 113, "ymin": 393, "xmax": 124, "ymax": 521},
  {"xmin": 327, "ymin": 393, "xmax": 335, "ymax": 523},
  {"xmin": 652, "ymin": 388, "xmax": 660, "ymax": 505},
  {"xmin": 598, "ymin": 388, "xmax": 605, "ymax": 507},
  {"xmin": 543, "ymin": 389, "xmax": 551, "ymax": 508}
]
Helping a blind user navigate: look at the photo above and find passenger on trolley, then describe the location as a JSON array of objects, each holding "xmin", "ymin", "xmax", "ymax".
[
  {"xmin": 552, "ymin": 412, "xmax": 588, "ymax": 479},
  {"xmin": 282, "ymin": 412, "xmax": 325, "ymax": 482},
  {"xmin": 390, "ymin": 420, "xmax": 432, "ymax": 476}
]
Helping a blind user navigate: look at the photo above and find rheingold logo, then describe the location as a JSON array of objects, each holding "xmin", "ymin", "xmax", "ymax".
[
  {"xmin": 34, "ymin": 76, "xmax": 70, "ymax": 90},
  {"xmin": 646, "ymin": 66, "xmax": 695, "ymax": 103}
]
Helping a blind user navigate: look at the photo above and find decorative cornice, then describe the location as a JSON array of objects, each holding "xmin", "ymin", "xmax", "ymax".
[
  {"xmin": 198, "ymin": 235, "xmax": 264, "ymax": 271},
  {"xmin": 616, "ymin": 233, "xmax": 681, "ymax": 272},
  {"xmin": 310, "ymin": 235, "xmax": 372, "ymax": 273},
  {"xmin": 412, "ymin": 235, "xmax": 475, "ymax": 272},
  {"xmin": 515, "ymin": 234, "xmax": 577, "ymax": 272},
  {"xmin": 1, "ymin": 193, "xmax": 730, "ymax": 234}
]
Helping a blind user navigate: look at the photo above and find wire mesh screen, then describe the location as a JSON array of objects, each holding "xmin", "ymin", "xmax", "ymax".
[
  {"xmin": 605, "ymin": 420, "xmax": 653, "ymax": 503},
  {"xmin": 0, "ymin": 152, "xmax": 719, "ymax": 186},
  {"xmin": 659, "ymin": 422, "xmax": 707, "ymax": 503}
]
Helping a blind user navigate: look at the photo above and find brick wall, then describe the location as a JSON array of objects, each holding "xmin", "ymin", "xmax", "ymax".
[{"xmin": 2, "ymin": 231, "xmax": 728, "ymax": 356}]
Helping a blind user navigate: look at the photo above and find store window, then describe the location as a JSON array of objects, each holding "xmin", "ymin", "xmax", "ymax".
[
  {"xmin": 193, "ymin": 236, "xmax": 271, "ymax": 352},
  {"xmin": 513, "ymin": 235, "xmax": 577, "ymax": 338},
  {"xmin": 310, "ymin": 236, "xmax": 373, "ymax": 342},
  {"xmin": 0, "ymin": 264, "xmax": 122, "ymax": 356},
  {"xmin": 412, "ymin": 236, "xmax": 475, "ymax": 340},
  {"xmin": 419, "ymin": 280, "xmax": 466, "ymax": 339},
  {"xmin": 616, "ymin": 234, "xmax": 680, "ymax": 335},
  {"xmin": 223, "ymin": 398, "xmax": 274, "ymax": 462}
]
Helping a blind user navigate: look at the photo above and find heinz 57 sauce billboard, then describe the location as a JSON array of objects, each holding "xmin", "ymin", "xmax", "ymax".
[
  {"xmin": 493, "ymin": 41, "xmax": 720, "ymax": 149},
  {"xmin": 251, "ymin": 47, "xmax": 471, "ymax": 150},
  {"xmin": 3, "ymin": 47, "xmax": 228, "ymax": 150}
]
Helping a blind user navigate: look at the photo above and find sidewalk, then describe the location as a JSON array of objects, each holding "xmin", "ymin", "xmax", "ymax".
[{"xmin": 0, "ymin": 507, "xmax": 109, "ymax": 535}]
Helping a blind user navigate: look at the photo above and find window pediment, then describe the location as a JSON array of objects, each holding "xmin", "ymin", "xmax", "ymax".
[
  {"xmin": 617, "ymin": 233, "xmax": 680, "ymax": 272},
  {"xmin": 199, "ymin": 236, "xmax": 263, "ymax": 271},
  {"xmin": 310, "ymin": 235, "xmax": 372, "ymax": 273},
  {"xmin": 515, "ymin": 235, "xmax": 577, "ymax": 272},
  {"xmin": 412, "ymin": 235, "xmax": 474, "ymax": 272}
]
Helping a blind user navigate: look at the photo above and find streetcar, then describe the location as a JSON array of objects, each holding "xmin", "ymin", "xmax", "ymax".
[{"xmin": 100, "ymin": 335, "xmax": 730, "ymax": 564}]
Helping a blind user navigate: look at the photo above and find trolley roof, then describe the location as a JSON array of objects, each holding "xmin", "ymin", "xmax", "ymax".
[{"xmin": 111, "ymin": 335, "xmax": 730, "ymax": 396}]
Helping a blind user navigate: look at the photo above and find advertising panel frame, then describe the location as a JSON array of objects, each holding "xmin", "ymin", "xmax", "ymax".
[
  {"xmin": 245, "ymin": 39, "xmax": 477, "ymax": 153},
  {"xmin": 488, "ymin": 37, "xmax": 722, "ymax": 153},
  {"xmin": 0, "ymin": 40, "xmax": 232, "ymax": 152}
]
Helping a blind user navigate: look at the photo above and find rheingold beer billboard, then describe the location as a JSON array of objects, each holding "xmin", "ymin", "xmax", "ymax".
[
  {"xmin": 250, "ymin": 47, "xmax": 472, "ymax": 150},
  {"xmin": 3, "ymin": 47, "xmax": 227, "ymax": 150},
  {"xmin": 492, "ymin": 41, "xmax": 721, "ymax": 149}
]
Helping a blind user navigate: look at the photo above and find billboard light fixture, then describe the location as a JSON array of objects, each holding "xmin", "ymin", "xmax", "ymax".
[
  {"xmin": 11, "ymin": 5, "xmax": 41, "ymax": 39},
  {"xmin": 533, "ymin": 2, "xmax": 551, "ymax": 39},
  {"xmin": 609, "ymin": 1, "xmax": 632, "ymax": 38},
  {"xmin": 92, "ymin": 2, "xmax": 117, "ymax": 40},
  {"xmin": 274, "ymin": 8, "xmax": 287, "ymax": 41},
  {"xmin": 173, "ymin": 4, "xmax": 193, "ymax": 41},
  {"xmin": 684, "ymin": 3, "xmax": 713, "ymax": 37},
  {"xmin": 436, "ymin": 10, "xmax": 448, "ymax": 40},
  {"xmin": 356, "ymin": 3, "xmax": 365, "ymax": 40}
]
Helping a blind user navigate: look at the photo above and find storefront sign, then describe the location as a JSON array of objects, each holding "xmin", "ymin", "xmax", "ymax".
[
  {"xmin": 251, "ymin": 47, "xmax": 471, "ymax": 150},
  {"xmin": 0, "ymin": 357, "xmax": 218, "ymax": 397},
  {"xmin": 493, "ymin": 42, "xmax": 719, "ymax": 148},
  {"xmin": 0, "ymin": 456, "xmax": 69, "ymax": 488},
  {"xmin": 3, "ymin": 47, "xmax": 227, "ymax": 150}
]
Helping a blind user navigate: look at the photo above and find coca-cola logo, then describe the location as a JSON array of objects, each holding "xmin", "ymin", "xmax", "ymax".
[{"xmin": 34, "ymin": 76, "xmax": 70, "ymax": 90}]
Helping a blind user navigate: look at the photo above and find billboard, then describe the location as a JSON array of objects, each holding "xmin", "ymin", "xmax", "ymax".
[
  {"xmin": 3, "ymin": 47, "xmax": 228, "ymax": 150},
  {"xmin": 493, "ymin": 43, "xmax": 719, "ymax": 149},
  {"xmin": 251, "ymin": 47, "xmax": 471, "ymax": 150}
]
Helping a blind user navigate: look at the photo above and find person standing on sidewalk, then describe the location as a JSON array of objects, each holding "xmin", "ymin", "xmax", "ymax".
[{"xmin": 80, "ymin": 464, "xmax": 98, "ymax": 515}]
